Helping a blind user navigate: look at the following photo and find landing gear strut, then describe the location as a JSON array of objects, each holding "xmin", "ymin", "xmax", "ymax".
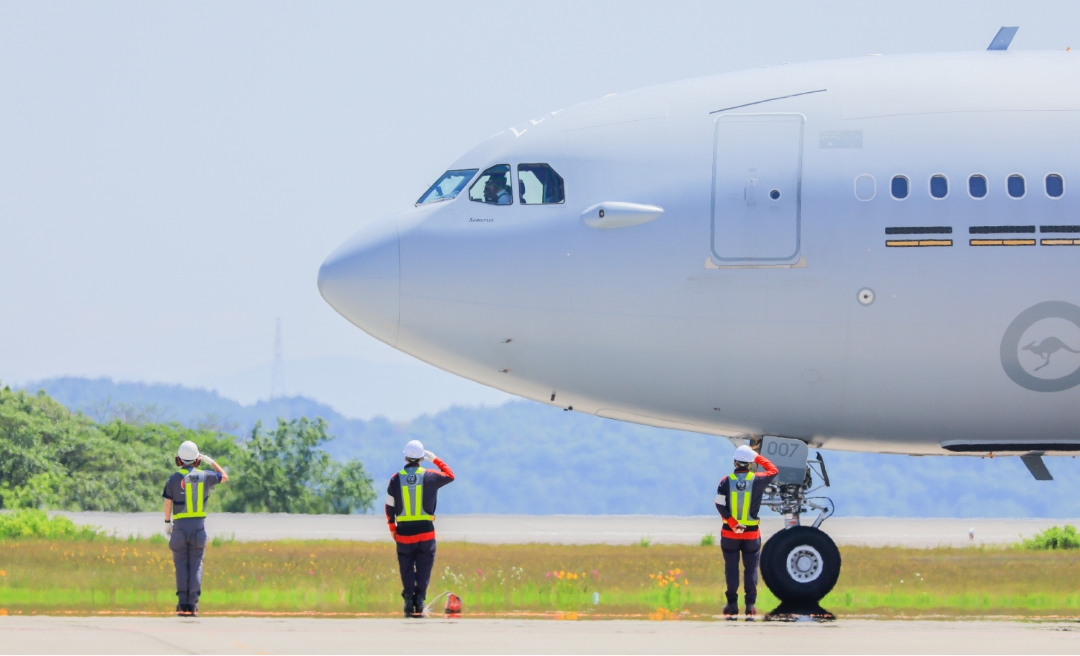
[{"xmin": 754, "ymin": 436, "xmax": 841, "ymax": 609}]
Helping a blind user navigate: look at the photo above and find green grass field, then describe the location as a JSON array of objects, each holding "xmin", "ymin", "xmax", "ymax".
[{"xmin": 0, "ymin": 538, "xmax": 1078, "ymax": 618}]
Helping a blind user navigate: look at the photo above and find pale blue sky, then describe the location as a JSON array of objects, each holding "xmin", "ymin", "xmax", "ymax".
[{"xmin": 2, "ymin": 1, "xmax": 1075, "ymax": 418}]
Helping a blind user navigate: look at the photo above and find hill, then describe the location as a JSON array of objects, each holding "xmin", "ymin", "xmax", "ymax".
[{"xmin": 19, "ymin": 377, "xmax": 1080, "ymax": 517}]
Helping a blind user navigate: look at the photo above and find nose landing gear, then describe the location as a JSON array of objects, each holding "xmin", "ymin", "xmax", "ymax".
[
  {"xmin": 754, "ymin": 436, "xmax": 840, "ymax": 617},
  {"xmin": 760, "ymin": 526, "xmax": 841, "ymax": 605}
]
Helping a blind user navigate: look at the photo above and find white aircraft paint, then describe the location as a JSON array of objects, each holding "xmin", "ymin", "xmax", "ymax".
[{"xmin": 320, "ymin": 48, "xmax": 1080, "ymax": 459}]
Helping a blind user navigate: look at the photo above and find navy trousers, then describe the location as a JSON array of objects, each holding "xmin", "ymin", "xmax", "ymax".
[
  {"xmin": 170, "ymin": 523, "xmax": 207, "ymax": 605},
  {"xmin": 396, "ymin": 540, "xmax": 437, "ymax": 603},
  {"xmin": 721, "ymin": 536, "xmax": 761, "ymax": 605}
]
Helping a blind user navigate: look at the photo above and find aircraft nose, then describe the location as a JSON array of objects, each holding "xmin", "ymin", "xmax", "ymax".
[{"xmin": 317, "ymin": 214, "xmax": 400, "ymax": 346}]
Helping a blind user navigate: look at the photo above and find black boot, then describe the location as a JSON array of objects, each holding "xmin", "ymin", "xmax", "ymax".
[
  {"xmin": 414, "ymin": 594, "xmax": 426, "ymax": 618},
  {"xmin": 403, "ymin": 593, "xmax": 413, "ymax": 618},
  {"xmin": 175, "ymin": 603, "xmax": 184, "ymax": 616},
  {"xmin": 723, "ymin": 593, "xmax": 738, "ymax": 619},
  {"xmin": 190, "ymin": 603, "xmax": 198, "ymax": 617}
]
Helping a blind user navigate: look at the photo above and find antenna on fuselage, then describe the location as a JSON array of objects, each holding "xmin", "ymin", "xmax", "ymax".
[{"xmin": 987, "ymin": 26, "xmax": 1018, "ymax": 51}]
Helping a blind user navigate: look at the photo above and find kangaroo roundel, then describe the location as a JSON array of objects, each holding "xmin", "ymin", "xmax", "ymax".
[{"xmin": 1001, "ymin": 301, "xmax": 1080, "ymax": 392}]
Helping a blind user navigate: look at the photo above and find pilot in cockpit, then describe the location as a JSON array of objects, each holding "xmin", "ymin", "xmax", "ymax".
[{"xmin": 484, "ymin": 174, "xmax": 513, "ymax": 205}]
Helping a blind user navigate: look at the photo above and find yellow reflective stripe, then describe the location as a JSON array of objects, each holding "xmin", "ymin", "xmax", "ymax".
[
  {"xmin": 397, "ymin": 468, "xmax": 433, "ymax": 522},
  {"xmin": 173, "ymin": 468, "xmax": 207, "ymax": 519},
  {"xmin": 728, "ymin": 472, "xmax": 758, "ymax": 526}
]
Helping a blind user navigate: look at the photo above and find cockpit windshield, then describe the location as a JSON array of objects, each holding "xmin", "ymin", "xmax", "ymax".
[{"xmin": 416, "ymin": 169, "xmax": 478, "ymax": 205}]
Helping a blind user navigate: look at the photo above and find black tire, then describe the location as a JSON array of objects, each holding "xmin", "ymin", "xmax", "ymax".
[
  {"xmin": 758, "ymin": 532, "xmax": 780, "ymax": 592},
  {"xmin": 759, "ymin": 526, "xmax": 841, "ymax": 604}
]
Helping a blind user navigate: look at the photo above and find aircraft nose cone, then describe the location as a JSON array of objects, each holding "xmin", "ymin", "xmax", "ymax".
[{"xmin": 318, "ymin": 214, "xmax": 400, "ymax": 346}]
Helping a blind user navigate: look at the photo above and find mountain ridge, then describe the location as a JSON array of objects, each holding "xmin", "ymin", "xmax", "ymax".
[{"xmin": 16, "ymin": 376, "xmax": 1080, "ymax": 518}]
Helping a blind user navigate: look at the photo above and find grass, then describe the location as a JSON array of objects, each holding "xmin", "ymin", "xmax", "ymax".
[{"xmin": 0, "ymin": 538, "xmax": 1078, "ymax": 618}]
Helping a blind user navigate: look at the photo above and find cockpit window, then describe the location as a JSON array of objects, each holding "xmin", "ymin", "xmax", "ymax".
[
  {"xmin": 416, "ymin": 169, "xmax": 477, "ymax": 205},
  {"xmin": 518, "ymin": 163, "xmax": 565, "ymax": 204},
  {"xmin": 469, "ymin": 165, "xmax": 514, "ymax": 205}
]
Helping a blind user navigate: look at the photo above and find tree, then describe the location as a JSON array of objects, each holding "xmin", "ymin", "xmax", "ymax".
[
  {"xmin": 321, "ymin": 459, "xmax": 377, "ymax": 514},
  {"xmin": 222, "ymin": 418, "xmax": 375, "ymax": 514},
  {"xmin": 0, "ymin": 386, "xmax": 238, "ymax": 511}
]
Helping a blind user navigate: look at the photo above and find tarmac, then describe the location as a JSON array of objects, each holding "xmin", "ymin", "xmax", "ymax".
[
  {"xmin": 51, "ymin": 512, "xmax": 1078, "ymax": 547},
  {"xmin": 1, "ymin": 616, "xmax": 1079, "ymax": 654}
]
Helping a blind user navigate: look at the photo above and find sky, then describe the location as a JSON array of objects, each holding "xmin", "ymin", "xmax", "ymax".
[{"xmin": 2, "ymin": 1, "xmax": 1078, "ymax": 419}]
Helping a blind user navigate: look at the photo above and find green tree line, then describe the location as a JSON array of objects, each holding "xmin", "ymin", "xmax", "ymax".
[{"xmin": 0, "ymin": 386, "xmax": 376, "ymax": 513}]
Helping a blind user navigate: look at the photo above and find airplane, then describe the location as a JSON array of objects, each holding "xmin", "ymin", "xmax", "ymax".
[{"xmin": 318, "ymin": 27, "xmax": 1078, "ymax": 605}]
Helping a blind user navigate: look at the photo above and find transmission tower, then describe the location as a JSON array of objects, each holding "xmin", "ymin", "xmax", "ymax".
[{"xmin": 271, "ymin": 317, "xmax": 284, "ymax": 398}]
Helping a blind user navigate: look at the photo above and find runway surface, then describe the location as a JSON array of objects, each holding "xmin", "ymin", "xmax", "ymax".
[
  {"xmin": 52, "ymin": 512, "xmax": 1077, "ymax": 547},
  {"xmin": 1, "ymin": 616, "xmax": 1078, "ymax": 654}
]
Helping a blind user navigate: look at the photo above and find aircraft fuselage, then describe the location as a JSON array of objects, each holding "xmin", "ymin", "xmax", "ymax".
[{"xmin": 319, "ymin": 50, "xmax": 1080, "ymax": 456}]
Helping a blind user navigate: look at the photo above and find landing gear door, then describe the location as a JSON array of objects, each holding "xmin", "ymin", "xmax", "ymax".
[
  {"xmin": 711, "ymin": 113, "xmax": 804, "ymax": 265},
  {"xmin": 760, "ymin": 436, "xmax": 809, "ymax": 485}
]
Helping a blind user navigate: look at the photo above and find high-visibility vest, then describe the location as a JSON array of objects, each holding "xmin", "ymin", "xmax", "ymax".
[
  {"xmin": 172, "ymin": 468, "xmax": 207, "ymax": 519},
  {"xmin": 728, "ymin": 472, "xmax": 759, "ymax": 526},
  {"xmin": 397, "ymin": 467, "xmax": 434, "ymax": 522}
]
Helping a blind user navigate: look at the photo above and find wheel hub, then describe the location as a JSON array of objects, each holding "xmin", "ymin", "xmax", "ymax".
[{"xmin": 786, "ymin": 544, "xmax": 823, "ymax": 583}]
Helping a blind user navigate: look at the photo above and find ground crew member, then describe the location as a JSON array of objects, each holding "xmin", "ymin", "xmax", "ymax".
[
  {"xmin": 715, "ymin": 444, "xmax": 778, "ymax": 619},
  {"xmin": 162, "ymin": 440, "xmax": 228, "ymax": 617},
  {"xmin": 385, "ymin": 440, "xmax": 454, "ymax": 618}
]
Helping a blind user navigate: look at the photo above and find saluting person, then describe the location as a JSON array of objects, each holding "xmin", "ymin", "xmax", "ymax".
[
  {"xmin": 385, "ymin": 440, "xmax": 455, "ymax": 617},
  {"xmin": 715, "ymin": 444, "xmax": 778, "ymax": 620},
  {"xmin": 163, "ymin": 440, "xmax": 228, "ymax": 617}
]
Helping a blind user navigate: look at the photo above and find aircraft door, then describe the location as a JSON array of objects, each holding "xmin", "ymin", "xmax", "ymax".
[{"xmin": 711, "ymin": 114, "xmax": 804, "ymax": 264}]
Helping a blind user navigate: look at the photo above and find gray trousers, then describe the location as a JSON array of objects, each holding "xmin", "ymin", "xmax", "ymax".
[{"xmin": 170, "ymin": 523, "xmax": 207, "ymax": 605}]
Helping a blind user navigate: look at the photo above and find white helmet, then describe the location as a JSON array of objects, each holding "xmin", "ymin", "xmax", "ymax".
[
  {"xmin": 403, "ymin": 440, "xmax": 425, "ymax": 460},
  {"xmin": 733, "ymin": 445, "xmax": 758, "ymax": 464},
  {"xmin": 177, "ymin": 440, "xmax": 200, "ymax": 463}
]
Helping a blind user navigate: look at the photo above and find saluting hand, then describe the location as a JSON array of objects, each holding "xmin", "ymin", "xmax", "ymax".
[{"xmin": 423, "ymin": 450, "xmax": 437, "ymax": 462}]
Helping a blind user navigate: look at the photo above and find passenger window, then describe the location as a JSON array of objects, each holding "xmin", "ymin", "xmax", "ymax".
[
  {"xmin": 930, "ymin": 174, "xmax": 948, "ymax": 199},
  {"xmin": 1008, "ymin": 174, "xmax": 1026, "ymax": 198},
  {"xmin": 416, "ymin": 169, "xmax": 478, "ymax": 205},
  {"xmin": 854, "ymin": 174, "xmax": 875, "ymax": 201},
  {"xmin": 469, "ymin": 165, "xmax": 514, "ymax": 205},
  {"xmin": 968, "ymin": 174, "xmax": 987, "ymax": 198},
  {"xmin": 518, "ymin": 164, "xmax": 565, "ymax": 204},
  {"xmin": 891, "ymin": 175, "xmax": 909, "ymax": 199},
  {"xmin": 1046, "ymin": 174, "xmax": 1064, "ymax": 198}
]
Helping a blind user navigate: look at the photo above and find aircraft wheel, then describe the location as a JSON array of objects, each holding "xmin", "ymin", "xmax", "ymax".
[
  {"xmin": 760, "ymin": 526, "xmax": 841, "ymax": 604},
  {"xmin": 758, "ymin": 532, "xmax": 779, "ymax": 591}
]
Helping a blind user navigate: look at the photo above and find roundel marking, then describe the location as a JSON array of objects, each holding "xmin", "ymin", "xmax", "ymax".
[{"xmin": 1001, "ymin": 301, "xmax": 1080, "ymax": 392}]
